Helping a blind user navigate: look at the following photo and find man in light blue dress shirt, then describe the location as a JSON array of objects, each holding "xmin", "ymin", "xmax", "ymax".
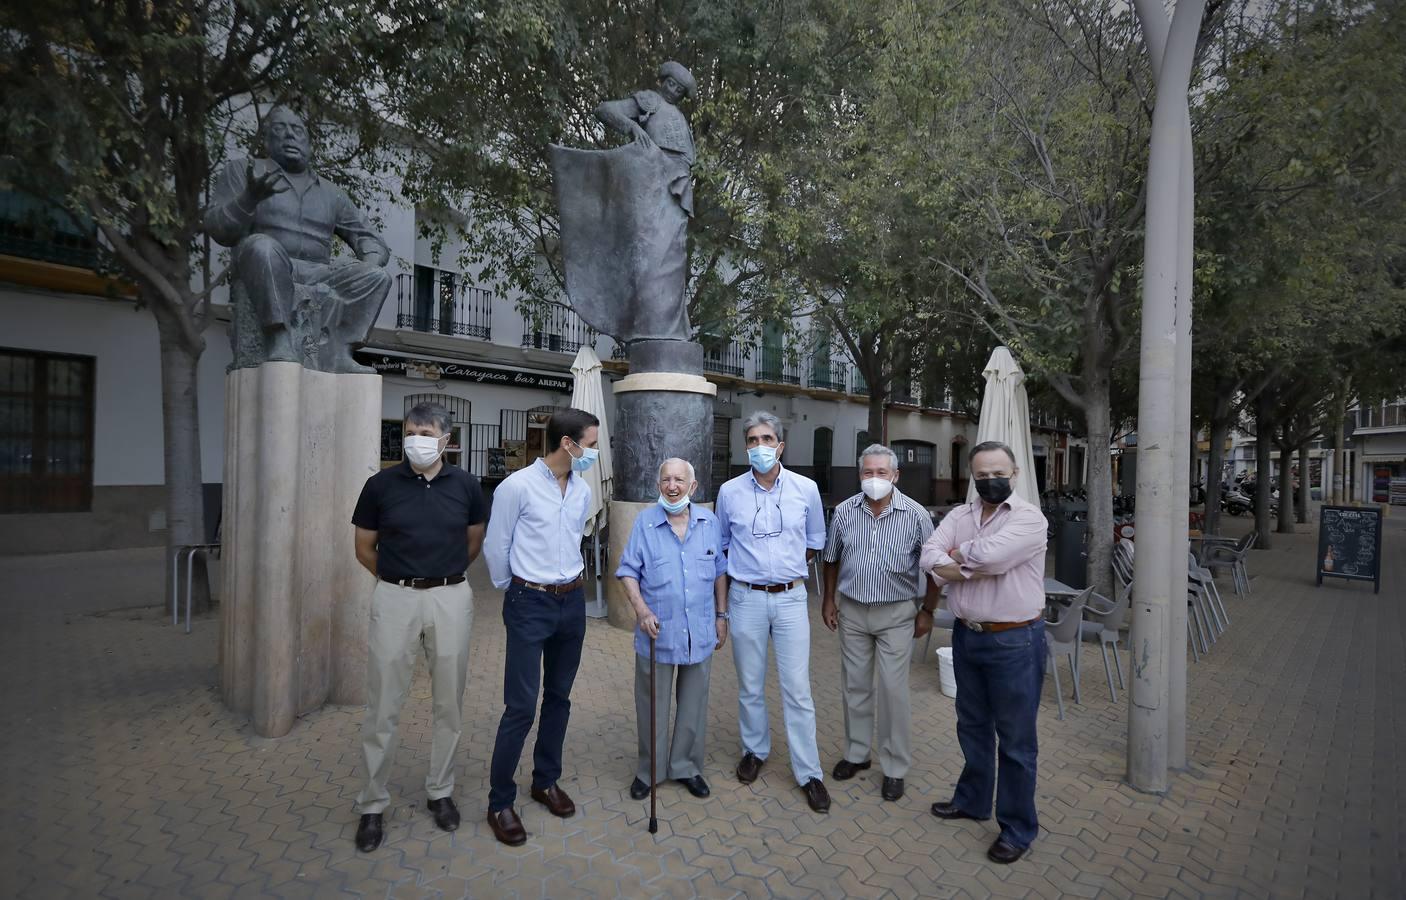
[
  {"xmin": 616, "ymin": 458, "xmax": 729, "ymax": 800},
  {"xmin": 713, "ymin": 411, "xmax": 832, "ymax": 812},
  {"xmin": 482, "ymin": 408, "xmax": 598, "ymax": 846}
]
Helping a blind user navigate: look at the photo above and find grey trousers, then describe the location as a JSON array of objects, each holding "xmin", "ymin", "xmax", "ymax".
[
  {"xmin": 634, "ymin": 653, "xmax": 712, "ymax": 783},
  {"xmin": 356, "ymin": 579, "xmax": 473, "ymax": 814},
  {"xmin": 837, "ymin": 594, "xmax": 916, "ymax": 778}
]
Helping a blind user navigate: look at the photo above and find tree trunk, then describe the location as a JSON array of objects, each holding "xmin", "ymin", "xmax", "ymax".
[
  {"xmin": 866, "ymin": 388, "xmax": 886, "ymax": 445},
  {"xmin": 1254, "ymin": 393, "xmax": 1274, "ymax": 549},
  {"xmin": 1276, "ymin": 436, "xmax": 1294, "ymax": 534},
  {"xmin": 1296, "ymin": 442, "xmax": 1310, "ymax": 523},
  {"xmin": 1203, "ymin": 411, "xmax": 1230, "ymax": 535},
  {"xmin": 1331, "ymin": 376, "xmax": 1349, "ymax": 504},
  {"xmin": 154, "ymin": 303, "xmax": 210, "ymax": 613},
  {"xmin": 1083, "ymin": 378, "xmax": 1114, "ymax": 600}
]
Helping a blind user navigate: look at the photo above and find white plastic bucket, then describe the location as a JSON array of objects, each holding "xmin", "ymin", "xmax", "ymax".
[{"xmin": 936, "ymin": 647, "xmax": 957, "ymax": 699}]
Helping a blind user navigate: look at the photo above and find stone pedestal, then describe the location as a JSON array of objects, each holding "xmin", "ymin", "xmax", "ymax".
[
  {"xmin": 220, "ymin": 361, "xmax": 381, "ymax": 737},
  {"xmin": 604, "ymin": 341, "xmax": 717, "ymax": 628}
]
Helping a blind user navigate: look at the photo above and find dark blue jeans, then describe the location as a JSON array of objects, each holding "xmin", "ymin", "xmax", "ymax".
[
  {"xmin": 488, "ymin": 583, "xmax": 586, "ymax": 811},
  {"xmin": 951, "ymin": 619, "xmax": 1045, "ymax": 849}
]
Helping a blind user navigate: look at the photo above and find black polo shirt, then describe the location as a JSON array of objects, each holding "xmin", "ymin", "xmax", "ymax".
[{"xmin": 351, "ymin": 460, "xmax": 488, "ymax": 581}]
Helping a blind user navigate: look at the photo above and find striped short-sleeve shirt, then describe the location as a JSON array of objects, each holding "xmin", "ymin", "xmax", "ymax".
[{"xmin": 822, "ymin": 488, "xmax": 935, "ymax": 604}]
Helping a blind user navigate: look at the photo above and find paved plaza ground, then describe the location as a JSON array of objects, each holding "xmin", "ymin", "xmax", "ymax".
[{"xmin": 0, "ymin": 508, "xmax": 1402, "ymax": 898}]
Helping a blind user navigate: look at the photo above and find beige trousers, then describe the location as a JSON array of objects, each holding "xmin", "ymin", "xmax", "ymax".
[
  {"xmin": 837, "ymin": 593, "xmax": 915, "ymax": 778},
  {"xmin": 356, "ymin": 579, "xmax": 473, "ymax": 814}
]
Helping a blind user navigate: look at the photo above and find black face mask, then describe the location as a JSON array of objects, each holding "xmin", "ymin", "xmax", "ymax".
[{"xmin": 974, "ymin": 477, "xmax": 1013, "ymax": 504}]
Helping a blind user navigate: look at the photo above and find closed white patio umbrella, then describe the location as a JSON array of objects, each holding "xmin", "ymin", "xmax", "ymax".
[
  {"xmin": 570, "ymin": 346, "xmax": 613, "ymax": 617},
  {"xmin": 967, "ymin": 346, "xmax": 1041, "ymax": 508}
]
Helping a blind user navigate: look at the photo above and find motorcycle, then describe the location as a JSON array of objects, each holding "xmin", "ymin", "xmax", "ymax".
[{"xmin": 1222, "ymin": 486, "xmax": 1252, "ymax": 517}]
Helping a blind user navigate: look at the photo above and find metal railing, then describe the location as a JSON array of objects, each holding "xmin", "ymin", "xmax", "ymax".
[
  {"xmin": 850, "ymin": 369, "xmax": 869, "ymax": 395},
  {"xmin": 701, "ymin": 340, "xmax": 746, "ymax": 377},
  {"xmin": 756, "ymin": 344, "xmax": 800, "ymax": 385},
  {"xmin": 396, "ymin": 269, "xmax": 492, "ymax": 340},
  {"xmin": 521, "ymin": 304, "xmax": 597, "ymax": 354},
  {"xmin": 0, "ymin": 191, "xmax": 101, "ymax": 270},
  {"xmin": 805, "ymin": 351, "xmax": 849, "ymax": 392}
]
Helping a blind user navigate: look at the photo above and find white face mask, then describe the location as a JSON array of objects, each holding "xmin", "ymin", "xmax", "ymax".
[
  {"xmin": 861, "ymin": 477, "xmax": 894, "ymax": 501},
  {"xmin": 404, "ymin": 434, "xmax": 445, "ymax": 469}
]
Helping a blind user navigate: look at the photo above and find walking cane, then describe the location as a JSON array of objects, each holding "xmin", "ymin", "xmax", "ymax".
[{"xmin": 648, "ymin": 632, "xmax": 658, "ymax": 834}]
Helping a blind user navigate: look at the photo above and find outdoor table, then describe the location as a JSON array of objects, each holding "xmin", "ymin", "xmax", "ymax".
[{"xmin": 1043, "ymin": 576, "xmax": 1080, "ymax": 620}]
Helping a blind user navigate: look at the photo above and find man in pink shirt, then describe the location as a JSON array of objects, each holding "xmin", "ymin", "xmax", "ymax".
[{"xmin": 920, "ymin": 441, "xmax": 1048, "ymax": 864}]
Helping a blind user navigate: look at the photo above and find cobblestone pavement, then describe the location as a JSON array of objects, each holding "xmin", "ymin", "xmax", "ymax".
[{"xmin": 1, "ymin": 510, "xmax": 1402, "ymax": 898}]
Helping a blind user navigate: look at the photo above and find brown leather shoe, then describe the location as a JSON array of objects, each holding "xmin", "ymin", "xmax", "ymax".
[
  {"xmin": 486, "ymin": 807, "xmax": 526, "ymax": 846},
  {"xmin": 530, "ymin": 783, "xmax": 576, "ymax": 818},
  {"xmin": 801, "ymin": 778, "xmax": 831, "ymax": 813},
  {"xmin": 736, "ymin": 751, "xmax": 765, "ymax": 784}
]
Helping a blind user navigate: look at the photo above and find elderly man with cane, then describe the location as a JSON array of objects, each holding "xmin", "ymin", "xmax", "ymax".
[{"xmin": 616, "ymin": 458, "xmax": 729, "ymax": 810}]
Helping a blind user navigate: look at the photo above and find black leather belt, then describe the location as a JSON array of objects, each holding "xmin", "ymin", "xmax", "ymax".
[
  {"xmin": 512, "ymin": 575, "xmax": 584, "ymax": 595},
  {"xmin": 744, "ymin": 579, "xmax": 801, "ymax": 593},
  {"xmin": 382, "ymin": 575, "xmax": 467, "ymax": 590}
]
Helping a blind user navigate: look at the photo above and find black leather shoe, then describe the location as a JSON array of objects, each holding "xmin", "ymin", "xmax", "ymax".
[
  {"xmin": 629, "ymin": 778, "xmax": 650, "ymax": 801},
  {"xmin": 831, "ymin": 758, "xmax": 871, "ymax": 780},
  {"xmin": 987, "ymin": 837, "xmax": 1027, "ymax": 864},
  {"xmin": 931, "ymin": 800, "xmax": 987, "ymax": 820},
  {"xmin": 801, "ymin": 778, "xmax": 831, "ymax": 813},
  {"xmin": 736, "ymin": 752, "xmax": 765, "ymax": 784},
  {"xmin": 426, "ymin": 797, "xmax": 459, "ymax": 832},
  {"xmin": 675, "ymin": 775, "xmax": 710, "ymax": 798},
  {"xmin": 355, "ymin": 813, "xmax": 383, "ymax": 852},
  {"xmin": 881, "ymin": 777, "xmax": 905, "ymax": 801}
]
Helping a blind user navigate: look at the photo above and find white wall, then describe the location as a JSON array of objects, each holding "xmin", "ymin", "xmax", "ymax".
[{"xmin": 1, "ymin": 288, "xmax": 233, "ymax": 485}]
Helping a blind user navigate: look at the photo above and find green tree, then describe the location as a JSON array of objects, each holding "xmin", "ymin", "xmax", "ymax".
[{"xmin": 0, "ymin": 0, "xmax": 554, "ymax": 596}]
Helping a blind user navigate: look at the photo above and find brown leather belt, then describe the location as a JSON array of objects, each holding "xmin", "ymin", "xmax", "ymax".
[
  {"xmin": 744, "ymin": 579, "xmax": 801, "ymax": 593},
  {"xmin": 512, "ymin": 575, "xmax": 584, "ymax": 595},
  {"xmin": 382, "ymin": 575, "xmax": 466, "ymax": 590},
  {"xmin": 959, "ymin": 616, "xmax": 1041, "ymax": 634}
]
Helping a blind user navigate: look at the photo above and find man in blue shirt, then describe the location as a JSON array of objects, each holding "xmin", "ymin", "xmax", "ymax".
[
  {"xmin": 714, "ymin": 411, "xmax": 831, "ymax": 812},
  {"xmin": 616, "ymin": 458, "xmax": 729, "ymax": 800},
  {"xmin": 482, "ymin": 408, "xmax": 599, "ymax": 846}
]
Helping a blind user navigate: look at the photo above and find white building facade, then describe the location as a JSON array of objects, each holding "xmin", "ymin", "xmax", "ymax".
[{"xmin": 1, "ymin": 185, "xmax": 995, "ymax": 554}]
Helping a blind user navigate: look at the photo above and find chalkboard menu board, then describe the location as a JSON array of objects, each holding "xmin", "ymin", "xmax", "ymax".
[{"xmin": 1316, "ymin": 505, "xmax": 1383, "ymax": 593}]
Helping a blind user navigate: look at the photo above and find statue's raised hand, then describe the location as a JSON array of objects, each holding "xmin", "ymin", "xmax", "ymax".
[{"xmin": 242, "ymin": 158, "xmax": 289, "ymax": 205}]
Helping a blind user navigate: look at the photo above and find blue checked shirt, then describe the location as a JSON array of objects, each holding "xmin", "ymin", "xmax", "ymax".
[
  {"xmin": 615, "ymin": 503, "xmax": 728, "ymax": 665},
  {"xmin": 714, "ymin": 465, "xmax": 827, "ymax": 585}
]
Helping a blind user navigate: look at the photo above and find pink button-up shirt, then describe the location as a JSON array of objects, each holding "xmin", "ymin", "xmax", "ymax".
[{"xmin": 920, "ymin": 493, "xmax": 1047, "ymax": 623}]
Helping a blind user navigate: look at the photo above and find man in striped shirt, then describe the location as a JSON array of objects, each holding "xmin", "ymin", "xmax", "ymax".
[{"xmin": 821, "ymin": 443, "xmax": 938, "ymax": 802}]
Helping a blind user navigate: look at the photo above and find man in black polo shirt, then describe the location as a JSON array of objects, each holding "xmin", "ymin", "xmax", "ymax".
[{"xmin": 349, "ymin": 402, "xmax": 487, "ymax": 852}]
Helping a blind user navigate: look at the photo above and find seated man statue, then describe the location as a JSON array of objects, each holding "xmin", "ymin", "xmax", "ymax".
[{"xmin": 205, "ymin": 106, "xmax": 390, "ymax": 374}]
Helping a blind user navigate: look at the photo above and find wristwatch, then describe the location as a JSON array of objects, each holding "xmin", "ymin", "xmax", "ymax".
[{"xmin": 716, "ymin": 611, "xmax": 730, "ymax": 621}]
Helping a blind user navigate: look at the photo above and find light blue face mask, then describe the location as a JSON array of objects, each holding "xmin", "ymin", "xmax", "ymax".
[
  {"xmin": 747, "ymin": 444, "xmax": 778, "ymax": 473},
  {"xmin": 657, "ymin": 493, "xmax": 690, "ymax": 514},
  {"xmin": 569, "ymin": 442, "xmax": 599, "ymax": 473}
]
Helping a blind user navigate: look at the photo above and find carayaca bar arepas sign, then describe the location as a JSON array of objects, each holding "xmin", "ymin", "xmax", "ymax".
[{"xmin": 355, "ymin": 353, "xmax": 572, "ymax": 393}]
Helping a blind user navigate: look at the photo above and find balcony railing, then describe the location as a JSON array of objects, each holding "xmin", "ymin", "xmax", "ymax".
[
  {"xmin": 850, "ymin": 368, "xmax": 869, "ymax": 395},
  {"xmin": 701, "ymin": 340, "xmax": 746, "ymax": 377},
  {"xmin": 805, "ymin": 352, "xmax": 849, "ymax": 392},
  {"xmin": 396, "ymin": 269, "xmax": 492, "ymax": 340},
  {"xmin": 521, "ymin": 304, "xmax": 597, "ymax": 354},
  {"xmin": 756, "ymin": 345, "xmax": 800, "ymax": 385},
  {"xmin": 0, "ymin": 191, "xmax": 101, "ymax": 270}
]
